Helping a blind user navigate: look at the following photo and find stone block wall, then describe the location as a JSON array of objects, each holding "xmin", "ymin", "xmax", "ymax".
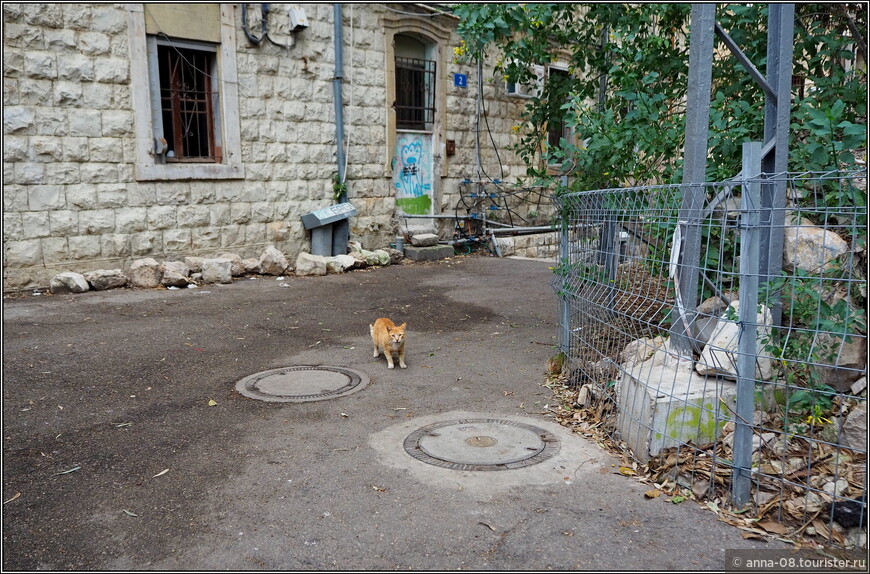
[{"xmin": 2, "ymin": 3, "xmax": 553, "ymax": 290}]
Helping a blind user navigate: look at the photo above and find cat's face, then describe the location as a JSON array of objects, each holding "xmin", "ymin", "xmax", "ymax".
[{"xmin": 389, "ymin": 323, "xmax": 406, "ymax": 345}]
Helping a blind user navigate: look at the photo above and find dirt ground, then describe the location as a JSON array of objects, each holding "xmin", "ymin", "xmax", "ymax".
[{"xmin": 2, "ymin": 255, "xmax": 784, "ymax": 570}]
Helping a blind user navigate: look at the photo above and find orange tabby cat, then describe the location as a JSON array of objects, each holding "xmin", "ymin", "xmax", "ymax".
[{"xmin": 369, "ymin": 318, "xmax": 407, "ymax": 369}]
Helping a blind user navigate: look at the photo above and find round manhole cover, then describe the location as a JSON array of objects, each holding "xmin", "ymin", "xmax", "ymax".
[
  {"xmin": 403, "ymin": 418, "xmax": 560, "ymax": 471},
  {"xmin": 235, "ymin": 366, "xmax": 370, "ymax": 403}
]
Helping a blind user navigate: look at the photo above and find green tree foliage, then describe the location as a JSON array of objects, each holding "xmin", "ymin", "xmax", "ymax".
[{"xmin": 454, "ymin": 3, "xmax": 867, "ymax": 193}]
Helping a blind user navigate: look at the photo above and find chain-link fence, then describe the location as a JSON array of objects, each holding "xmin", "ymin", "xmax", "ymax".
[{"xmin": 553, "ymin": 167, "xmax": 867, "ymax": 548}]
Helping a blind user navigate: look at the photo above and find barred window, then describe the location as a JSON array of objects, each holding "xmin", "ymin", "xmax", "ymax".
[
  {"xmin": 156, "ymin": 42, "xmax": 221, "ymax": 163},
  {"xmin": 395, "ymin": 56, "xmax": 436, "ymax": 131}
]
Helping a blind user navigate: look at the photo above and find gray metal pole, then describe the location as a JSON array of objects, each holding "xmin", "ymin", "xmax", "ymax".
[
  {"xmin": 760, "ymin": 4, "xmax": 795, "ymax": 326},
  {"xmin": 333, "ymin": 4, "xmax": 346, "ymax": 200},
  {"xmin": 732, "ymin": 141, "xmax": 762, "ymax": 508},
  {"xmin": 671, "ymin": 4, "xmax": 716, "ymax": 358},
  {"xmin": 560, "ymin": 214, "xmax": 571, "ymax": 355}
]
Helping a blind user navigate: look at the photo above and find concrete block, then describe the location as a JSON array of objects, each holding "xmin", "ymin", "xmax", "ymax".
[
  {"xmin": 617, "ymin": 346, "xmax": 733, "ymax": 462},
  {"xmin": 404, "ymin": 245, "xmax": 453, "ymax": 262},
  {"xmin": 617, "ymin": 347, "xmax": 777, "ymax": 461}
]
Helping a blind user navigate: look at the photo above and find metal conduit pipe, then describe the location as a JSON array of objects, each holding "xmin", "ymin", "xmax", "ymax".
[{"xmin": 333, "ymin": 4, "xmax": 347, "ymax": 201}]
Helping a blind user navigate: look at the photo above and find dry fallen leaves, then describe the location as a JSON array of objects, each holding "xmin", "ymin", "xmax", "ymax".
[{"xmin": 544, "ymin": 369, "xmax": 867, "ymax": 549}]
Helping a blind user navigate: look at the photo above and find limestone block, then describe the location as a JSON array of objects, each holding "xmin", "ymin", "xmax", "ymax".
[
  {"xmin": 161, "ymin": 260, "xmax": 191, "ymax": 287},
  {"xmin": 295, "ymin": 252, "xmax": 327, "ymax": 277},
  {"xmin": 4, "ymin": 239, "xmax": 43, "ymax": 266},
  {"xmin": 50, "ymin": 271, "xmax": 90, "ymax": 294},
  {"xmin": 695, "ymin": 301, "xmax": 774, "ymax": 381},
  {"xmin": 242, "ymin": 258, "xmax": 261, "ymax": 274},
  {"xmin": 841, "ymin": 404, "xmax": 866, "ymax": 451},
  {"xmin": 22, "ymin": 212, "xmax": 49, "ymax": 238},
  {"xmin": 328, "ymin": 254, "xmax": 356, "ymax": 273},
  {"xmin": 201, "ymin": 258, "xmax": 233, "ymax": 284},
  {"xmin": 84, "ymin": 268, "xmax": 127, "ymax": 291},
  {"xmin": 217, "ymin": 252, "xmax": 245, "ymax": 276},
  {"xmin": 348, "ymin": 252, "xmax": 368, "ymax": 269},
  {"xmin": 129, "ymin": 258, "xmax": 162, "ymax": 288},
  {"xmin": 410, "ymin": 233, "xmax": 439, "ymax": 247},
  {"xmin": 116, "ymin": 209, "xmax": 147, "ymax": 233},
  {"xmin": 80, "ymin": 209, "xmax": 115, "ymax": 234},
  {"xmin": 383, "ymin": 247, "xmax": 404, "ymax": 264},
  {"xmin": 184, "ymin": 256, "xmax": 205, "ymax": 273},
  {"xmin": 100, "ymin": 233, "xmax": 129, "ymax": 258},
  {"xmin": 163, "ymin": 228, "xmax": 192, "ymax": 252},
  {"xmin": 811, "ymin": 332, "xmax": 868, "ymax": 392},
  {"xmin": 784, "ymin": 224, "xmax": 849, "ymax": 273},
  {"xmin": 259, "ymin": 245, "xmax": 289, "ymax": 275},
  {"xmin": 67, "ymin": 235, "xmax": 101, "ymax": 260}
]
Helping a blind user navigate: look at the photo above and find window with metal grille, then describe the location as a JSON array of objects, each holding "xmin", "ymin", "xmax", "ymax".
[
  {"xmin": 546, "ymin": 67, "xmax": 571, "ymax": 154},
  {"xmin": 395, "ymin": 56, "xmax": 436, "ymax": 131},
  {"xmin": 157, "ymin": 43, "xmax": 221, "ymax": 163}
]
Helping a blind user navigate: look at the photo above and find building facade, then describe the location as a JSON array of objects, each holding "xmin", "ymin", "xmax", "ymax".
[{"xmin": 2, "ymin": 3, "xmax": 557, "ymax": 290}]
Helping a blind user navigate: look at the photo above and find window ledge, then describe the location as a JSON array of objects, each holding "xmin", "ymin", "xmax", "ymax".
[{"xmin": 135, "ymin": 161, "xmax": 245, "ymax": 181}]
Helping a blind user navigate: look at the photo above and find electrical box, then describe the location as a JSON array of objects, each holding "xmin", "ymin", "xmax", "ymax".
[
  {"xmin": 288, "ymin": 5, "xmax": 309, "ymax": 31},
  {"xmin": 301, "ymin": 202, "xmax": 357, "ymax": 257}
]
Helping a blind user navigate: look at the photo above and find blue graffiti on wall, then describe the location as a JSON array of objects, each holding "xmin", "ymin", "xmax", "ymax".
[{"xmin": 393, "ymin": 134, "xmax": 433, "ymax": 215}]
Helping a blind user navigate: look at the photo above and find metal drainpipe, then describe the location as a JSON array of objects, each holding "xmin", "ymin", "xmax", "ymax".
[{"xmin": 333, "ymin": 4, "xmax": 346, "ymax": 202}]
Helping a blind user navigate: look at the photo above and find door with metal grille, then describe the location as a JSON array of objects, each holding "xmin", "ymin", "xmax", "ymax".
[{"xmin": 393, "ymin": 56, "xmax": 436, "ymax": 215}]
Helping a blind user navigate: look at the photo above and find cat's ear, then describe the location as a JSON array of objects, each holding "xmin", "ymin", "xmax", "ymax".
[{"xmin": 399, "ymin": 322, "xmax": 407, "ymax": 329}]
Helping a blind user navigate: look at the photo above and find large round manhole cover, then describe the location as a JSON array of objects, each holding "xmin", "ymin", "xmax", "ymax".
[
  {"xmin": 235, "ymin": 366, "xmax": 370, "ymax": 403},
  {"xmin": 403, "ymin": 418, "xmax": 560, "ymax": 471}
]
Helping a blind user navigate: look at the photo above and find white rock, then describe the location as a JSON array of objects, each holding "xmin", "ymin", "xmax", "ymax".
[
  {"xmin": 295, "ymin": 252, "xmax": 327, "ymax": 277},
  {"xmin": 850, "ymin": 376, "xmax": 867, "ymax": 396},
  {"xmin": 410, "ymin": 233, "xmax": 439, "ymax": 247},
  {"xmin": 695, "ymin": 300, "xmax": 774, "ymax": 381},
  {"xmin": 160, "ymin": 260, "xmax": 191, "ymax": 287},
  {"xmin": 783, "ymin": 224, "xmax": 849, "ymax": 273},
  {"xmin": 129, "ymin": 258, "xmax": 162, "ymax": 288},
  {"xmin": 823, "ymin": 478, "xmax": 850, "ymax": 497},
  {"xmin": 50, "ymin": 271, "xmax": 90, "ymax": 294},
  {"xmin": 184, "ymin": 256, "xmax": 205, "ymax": 273},
  {"xmin": 259, "ymin": 245, "xmax": 289, "ymax": 276},
  {"xmin": 201, "ymin": 258, "xmax": 233, "ymax": 284},
  {"xmin": 84, "ymin": 268, "xmax": 127, "ymax": 290},
  {"xmin": 242, "ymin": 258, "xmax": 260, "ymax": 274},
  {"xmin": 842, "ymin": 404, "xmax": 867, "ymax": 450},
  {"xmin": 331, "ymin": 254, "xmax": 356, "ymax": 272},
  {"xmin": 217, "ymin": 252, "xmax": 244, "ymax": 276}
]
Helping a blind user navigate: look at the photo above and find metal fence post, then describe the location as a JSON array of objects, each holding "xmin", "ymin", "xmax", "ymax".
[
  {"xmin": 671, "ymin": 4, "xmax": 716, "ymax": 358},
  {"xmin": 559, "ymin": 200, "xmax": 571, "ymax": 356},
  {"xmin": 760, "ymin": 4, "xmax": 795, "ymax": 328},
  {"xmin": 732, "ymin": 141, "xmax": 762, "ymax": 508}
]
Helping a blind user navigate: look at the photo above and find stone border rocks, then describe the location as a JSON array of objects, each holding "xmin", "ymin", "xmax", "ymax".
[{"xmin": 42, "ymin": 243, "xmax": 409, "ymax": 296}]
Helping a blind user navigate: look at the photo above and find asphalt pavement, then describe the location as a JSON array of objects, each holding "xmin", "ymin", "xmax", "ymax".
[{"xmin": 2, "ymin": 255, "xmax": 783, "ymax": 570}]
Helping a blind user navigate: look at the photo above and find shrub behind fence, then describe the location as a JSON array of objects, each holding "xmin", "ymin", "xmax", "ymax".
[{"xmin": 553, "ymin": 168, "xmax": 867, "ymax": 547}]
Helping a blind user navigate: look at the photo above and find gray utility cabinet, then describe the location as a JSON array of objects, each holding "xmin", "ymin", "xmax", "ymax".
[{"xmin": 301, "ymin": 203, "xmax": 357, "ymax": 256}]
